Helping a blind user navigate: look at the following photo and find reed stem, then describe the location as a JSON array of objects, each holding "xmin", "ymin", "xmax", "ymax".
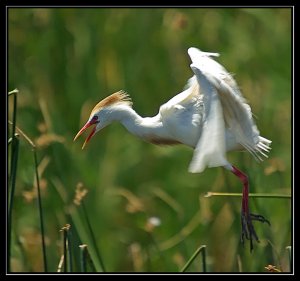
[
  {"xmin": 81, "ymin": 202, "xmax": 106, "ymax": 272},
  {"xmin": 205, "ymin": 192, "xmax": 291, "ymax": 199},
  {"xmin": 80, "ymin": 244, "xmax": 88, "ymax": 272},
  {"xmin": 181, "ymin": 245, "xmax": 207, "ymax": 272},
  {"xmin": 34, "ymin": 149, "xmax": 48, "ymax": 272}
]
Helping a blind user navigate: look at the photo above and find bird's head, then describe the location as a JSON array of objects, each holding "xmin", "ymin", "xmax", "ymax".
[{"xmin": 74, "ymin": 90, "xmax": 132, "ymax": 149}]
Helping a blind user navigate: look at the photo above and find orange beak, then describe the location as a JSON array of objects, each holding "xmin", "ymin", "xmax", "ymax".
[{"xmin": 74, "ymin": 118, "xmax": 99, "ymax": 149}]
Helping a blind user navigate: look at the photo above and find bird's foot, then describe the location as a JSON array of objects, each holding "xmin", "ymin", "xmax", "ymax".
[{"xmin": 241, "ymin": 212, "xmax": 270, "ymax": 252}]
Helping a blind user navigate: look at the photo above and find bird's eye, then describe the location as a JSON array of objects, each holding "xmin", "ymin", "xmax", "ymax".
[{"xmin": 92, "ymin": 116, "xmax": 98, "ymax": 121}]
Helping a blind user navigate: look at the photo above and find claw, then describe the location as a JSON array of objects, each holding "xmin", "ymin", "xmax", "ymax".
[
  {"xmin": 241, "ymin": 212, "xmax": 270, "ymax": 252},
  {"xmin": 250, "ymin": 213, "xmax": 271, "ymax": 226}
]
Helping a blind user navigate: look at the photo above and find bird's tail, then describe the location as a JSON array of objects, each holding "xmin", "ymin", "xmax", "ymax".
[
  {"xmin": 254, "ymin": 136, "xmax": 272, "ymax": 161},
  {"xmin": 240, "ymin": 135, "xmax": 272, "ymax": 162}
]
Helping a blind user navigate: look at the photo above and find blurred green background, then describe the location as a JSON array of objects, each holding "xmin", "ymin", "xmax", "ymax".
[{"xmin": 8, "ymin": 8, "xmax": 291, "ymax": 272}]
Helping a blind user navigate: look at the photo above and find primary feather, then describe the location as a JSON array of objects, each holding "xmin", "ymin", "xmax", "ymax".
[{"xmin": 186, "ymin": 47, "xmax": 271, "ymax": 172}]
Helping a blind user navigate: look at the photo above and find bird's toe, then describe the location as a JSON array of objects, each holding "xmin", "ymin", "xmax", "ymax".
[
  {"xmin": 250, "ymin": 213, "xmax": 271, "ymax": 226},
  {"xmin": 240, "ymin": 212, "xmax": 270, "ymax": 252}
]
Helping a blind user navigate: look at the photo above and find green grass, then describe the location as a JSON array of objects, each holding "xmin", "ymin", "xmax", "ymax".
[
  {"xmin": 8, "ymin": 8, "xmax": 292, "ymax": 273},
  {"xmin": 181, "ymin": 245, "xmax": 207, "ymax": 272}
]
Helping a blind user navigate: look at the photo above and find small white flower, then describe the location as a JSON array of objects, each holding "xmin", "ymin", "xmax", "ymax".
[{"xmin": 148, "ymin": 217, "xmax": 161, "ymax": 227}]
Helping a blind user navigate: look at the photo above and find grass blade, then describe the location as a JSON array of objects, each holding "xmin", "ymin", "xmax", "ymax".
[
  {"xmin": 286, "ymin": 246, "xmax": 292, "ymax": 272},
  {"xmin": 67, "ymin": 226, "xmax": 73, "ymax": 272},
  {"xmin": 7, "ymin": 135, "xmax": 19, "ymax": 272},
  {"xmin": 66, "ymin": 206, "xmax": 102, "ymax": 272},
  {"xmin": 201, "ymin": 245, "xmax": 207, "ymax": 272},
  {"xmin": 8, "ymin": 89, "xmax": 18, "ymax": 141},
  {"xmin": 71, "ymin": 183, "xmax": 105, "ymax": 272},
  {"xmin": 63, "ymin": 229, "xmax": 67, "ymax": 272},
  {"xmin": 8, "ymin": 135, "xmax": 19, "ymax": 216},
  {"xmin": 81, "ymin": 202, "xmax": 106, "ymax": 272},
  {"xmin": 80, "ymin": 244, "xmax": 88, "ymax": 272},
  {"xmin": 205, "ymin": 192, "xmax": 291, "ymax": 199},
  {"xmin": 57, "ymin": 255, "xmax": 64, "ymax": 272},
  {"xmin": 79, "ymin": 244, "xmax": 97, "ymax": 272},
  {"xmin": 33, "ymin": 148, "xmax": 48, "ymax": 272},
  {"xmin": 8, "ymin": 90, "xmax": 18, "ymax": 204},
  {"xmin": 180, "ymin": 245, "xmax": 207, "ymax": 272},
  {"xmin": 7, "ymin": 120, "xmax": 48, "ymax": 272},
  {"xmin": 60, "ymin": 224, "xmax": 71, "ymax": 272}
]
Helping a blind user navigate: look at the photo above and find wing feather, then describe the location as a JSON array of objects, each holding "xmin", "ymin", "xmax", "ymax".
[
  {"xmin": 188, "ymin": 47, "xmax": 271, "ymax": 168},
  {"xmin": 188, "ymin": 65, "xmax": 229, "ymax": 173}
]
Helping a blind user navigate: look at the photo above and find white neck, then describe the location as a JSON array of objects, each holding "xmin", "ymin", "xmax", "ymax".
[{"xmin": 107, "ymin": 105, "xmax": 171, "ymax": 142}]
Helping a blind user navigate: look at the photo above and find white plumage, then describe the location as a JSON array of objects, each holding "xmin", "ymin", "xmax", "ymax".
[
  {"xmin": 141, "ymin": 47, "xmax": 271, "ymax": 173},
  {"xmin": 74, "ymin": 47, "xmax": 271, "ymax": 251}
]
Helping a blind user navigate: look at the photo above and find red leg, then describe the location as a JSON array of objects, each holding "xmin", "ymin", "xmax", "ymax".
[
  {"xmin": 230, "ymin": 165, "xmax": 270, "ymax": 252},
  {"xmin": 231, "ymin": 166, "xmax": 249, "ymax": 215}
]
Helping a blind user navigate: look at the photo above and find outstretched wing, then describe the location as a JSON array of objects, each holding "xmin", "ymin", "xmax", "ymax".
[{"xmin": 188, "ymin": 47, "xmax": 271, "ymax": 173}]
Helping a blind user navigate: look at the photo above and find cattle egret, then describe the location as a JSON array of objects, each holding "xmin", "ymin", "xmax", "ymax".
[{"xmin": 74, "ymin": 47, "xmax": 271, "ymax": 251}]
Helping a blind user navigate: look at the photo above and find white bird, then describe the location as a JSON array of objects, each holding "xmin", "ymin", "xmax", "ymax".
[{"xmin": 74, "ymin": 47, "xmax": 271, "ymax": 251}]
